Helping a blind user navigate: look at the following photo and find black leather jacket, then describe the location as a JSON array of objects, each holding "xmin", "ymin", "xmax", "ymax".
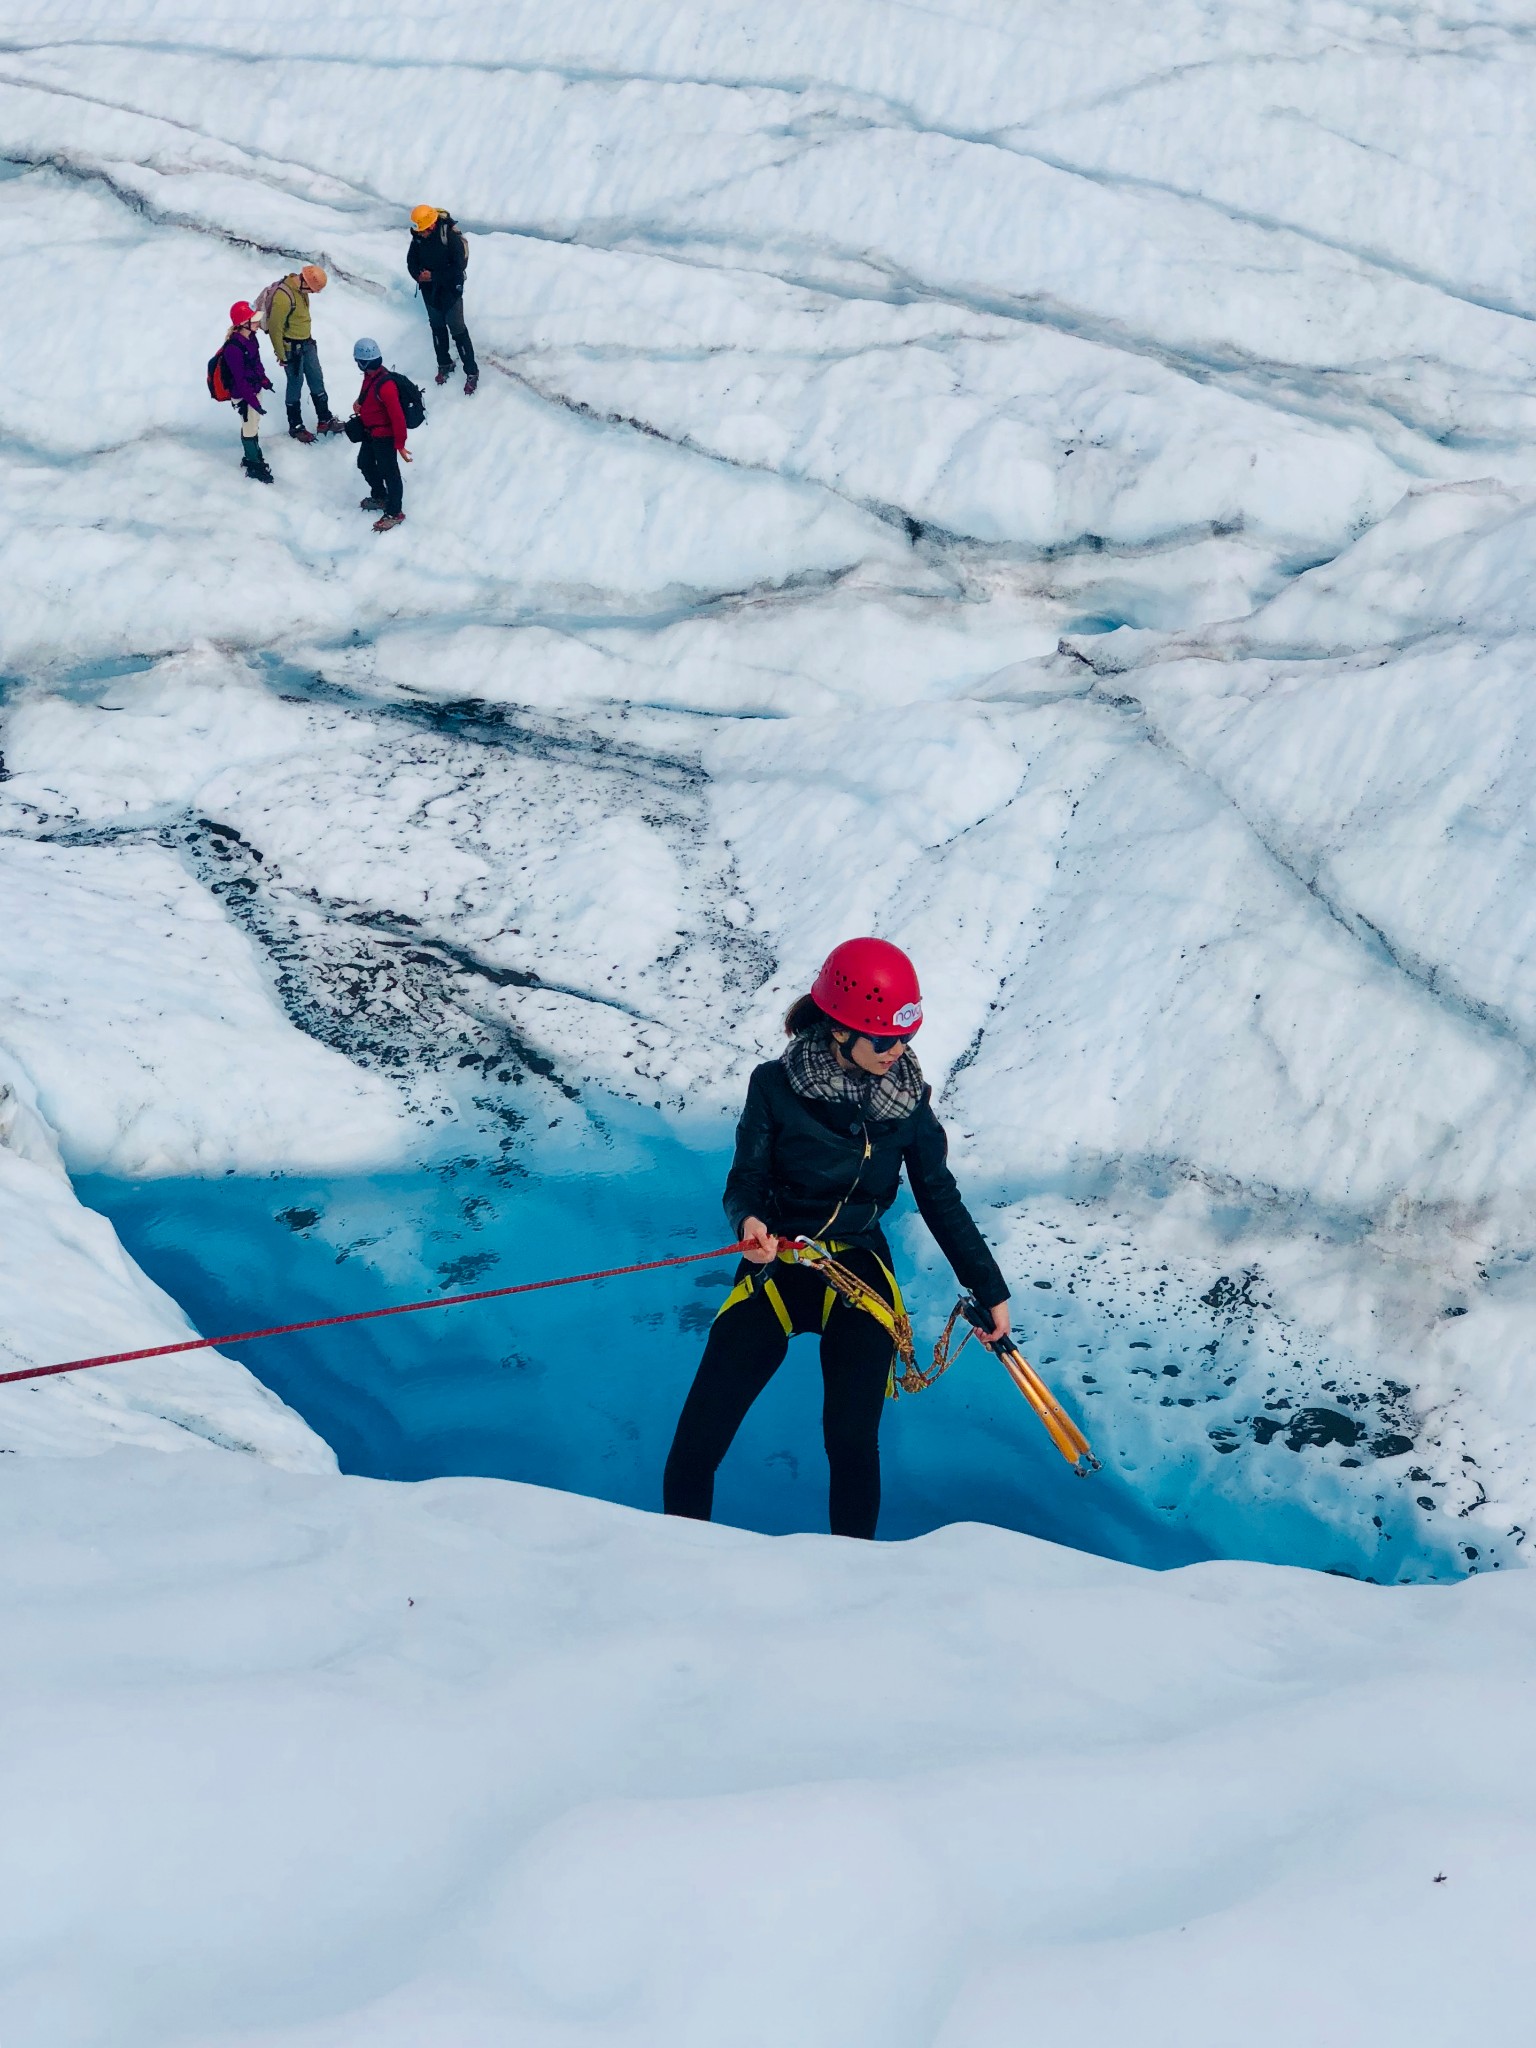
[{"xmin": 722, "ymin": 1060, "xmax": 1008, "ymax": 1306}]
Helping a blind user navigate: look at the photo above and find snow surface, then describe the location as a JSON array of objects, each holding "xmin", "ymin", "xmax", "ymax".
[
  {"xmin": 6, "ymin": 0, "xmax": 1536, "ymax": 2031},
  {"xmin": 0, "ymin": 1048, "xmax": 330, "ymax": 1467},
  {"xmin": 6, "ymin": 1448, "xmax": 1536, "ymax": 2048}
]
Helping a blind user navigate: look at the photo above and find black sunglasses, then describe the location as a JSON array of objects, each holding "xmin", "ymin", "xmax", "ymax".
[{"xmin": 861, "ymin": 1032, "xmax": 913, "ymax": 1055}]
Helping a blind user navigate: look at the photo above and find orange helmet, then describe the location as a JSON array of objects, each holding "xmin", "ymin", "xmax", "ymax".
[
  {"xmin": 410, "ymin": 204, "xmax": 440, "ymax": 232},
  {"xmin": 300, "ymin": 264, "xmax": 327, "ymax": 291}
]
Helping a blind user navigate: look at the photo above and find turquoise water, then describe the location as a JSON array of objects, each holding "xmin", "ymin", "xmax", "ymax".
[
  {"xmin": 83, "ymin": 1099, "xmax": 1480, "ymax": 1576},
  {"xmin": 81, "ymin": 1103, "xmax": 1211, "ymax": 1567}
]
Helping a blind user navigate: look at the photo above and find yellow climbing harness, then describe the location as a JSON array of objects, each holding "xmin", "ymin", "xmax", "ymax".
[
  {"xmin": 713, "ymin": 1235, "xmax": 1099, "ymax": 1473},
  {"xmin": 782, "ymin": 1236, "xmax": 910, "ymax": 1348},
  {"xmin": 714, "ymin": 1235, "xmax": 913, "ymax": 1394}
]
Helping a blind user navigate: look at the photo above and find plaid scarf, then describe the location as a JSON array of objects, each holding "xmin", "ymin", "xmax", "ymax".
[{"xmin": 782, "ymin": 1030, "xmax": 924, "ymax": 1124}]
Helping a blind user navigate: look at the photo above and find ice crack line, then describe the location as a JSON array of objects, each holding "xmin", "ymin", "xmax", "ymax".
[
  {"xmin": 341, "ymin": 913, "xmax": 669, "ymax": 1030},
  {"xmin": 270, "ymin": 668, "xmax": 714, "ymax": 786},
  {"xmin": 10, "ymin": 40, "xmax": 1525, "ymax": 328},
  {"xmin": 2, "ymin": 148, "xmax": 387, "ymax": 287},
  {"xmin": 6, "ymin": 131, "xmax": 1477, "ymax": 473},
  {"xmin": 492, "ymin": 350, "xmax": 1379, "ymax": 565},
  {"xmin": 997, "ymin": 130, "xmax": 1536, "ymax": 328},
  {"xmin": 1087, "ymin": 680, "xmax": 1536, "ymax": 1073},
  {"xmin": 0, "ymin": 34, "xmax": 1038, "ymax": 118},
  {"xmin": 533, "ymin": 226, "xmax": 1466, "ymax": 465}
]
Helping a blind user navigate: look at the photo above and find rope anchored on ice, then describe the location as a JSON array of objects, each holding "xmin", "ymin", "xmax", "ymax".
[{"xmin": 6, "ymin": 1226, "xmax": 1098, "ymax": 1475}]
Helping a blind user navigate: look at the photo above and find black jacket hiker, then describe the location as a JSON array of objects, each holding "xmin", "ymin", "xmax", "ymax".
[
  {"xmin": 664, "ymin": 1046, "xmax": 1008, "ymax": 1539},
  {"xmin": 407, "ymin": 215, "xmax": 477, "ymax": 380}
]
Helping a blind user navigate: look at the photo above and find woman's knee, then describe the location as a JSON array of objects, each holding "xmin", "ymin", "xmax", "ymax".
[
  {"xmin": 821, "ymin": 1372, "xmax": 886, "ymax": 1457},
  {"xmin": 667, "ymin": 1384, "xmax": 733, "ymax": 1473},
  {"xmin": 672, "ymin": 1312, "xmax": 783, "ymax": 1458}
]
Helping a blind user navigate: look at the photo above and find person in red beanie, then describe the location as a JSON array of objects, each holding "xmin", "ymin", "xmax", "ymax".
[{"xmin": 663, "ymin": 938, "xmax": 1010, "ymax": 1538}]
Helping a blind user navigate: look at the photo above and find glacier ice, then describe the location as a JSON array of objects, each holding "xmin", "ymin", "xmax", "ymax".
[{"xmin": 4, "ymin": 0, "xmax": 1536, "ymax": 2036}]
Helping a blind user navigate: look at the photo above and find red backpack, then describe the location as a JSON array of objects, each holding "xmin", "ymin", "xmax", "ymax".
[{"xmin": 207, "ymin": 346, "xmax": 232, "ymax": 402}]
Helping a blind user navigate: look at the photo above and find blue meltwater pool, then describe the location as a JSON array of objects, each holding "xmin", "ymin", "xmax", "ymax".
[{"xmin": 80, "ymin": 1097, "xmax": 1475, "ymax": 1577}]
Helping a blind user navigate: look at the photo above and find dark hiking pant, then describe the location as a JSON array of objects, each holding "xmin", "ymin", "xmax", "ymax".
[
  {"xmin": 427, "ymin": 294, "xmax": 478, "ymax": 377},
  {"xmin": 357, "ymin": 435, "xmax": 403, "ymax": 517},
  {"xmin": 284, "ymin": 338, "xmax": 332, "ymax": 424},
  {"xmin": 663, "ymin": 1247, "xmax": 896, "ymax": 1539},
  {"xmin": 235, "ymin": 400, "xmax": 267, "ymax": 472}
]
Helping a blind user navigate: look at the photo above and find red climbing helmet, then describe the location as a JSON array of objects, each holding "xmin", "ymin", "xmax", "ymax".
[
  {"xmin": 811, "ymin": 937, "xmax": 923, "ymax": 1037},
  {"xmin": 229, "ymin": 300, "xmax": 255, "ymax": 324}
]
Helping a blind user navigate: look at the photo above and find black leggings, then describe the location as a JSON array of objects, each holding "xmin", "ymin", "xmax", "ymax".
[{"xmin": 663, "ymin": 1248, "xmax": 896, "ymax": 1538}]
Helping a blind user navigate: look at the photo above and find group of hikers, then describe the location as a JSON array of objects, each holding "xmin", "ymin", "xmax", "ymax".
[
  {"xmin": 210, "ymin": 205, "xmax": 476, "ymax": 534},
  {"xmin": 214, "ymin": 229, "xmax": 1014, "ymax": 1538}
]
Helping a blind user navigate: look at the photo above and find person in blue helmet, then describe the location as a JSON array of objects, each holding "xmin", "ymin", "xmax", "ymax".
[{"xmin": 348, "ymin": 337, "xmax": 410, "ymax": 532}]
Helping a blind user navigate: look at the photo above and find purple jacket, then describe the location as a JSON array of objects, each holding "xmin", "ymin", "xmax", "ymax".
[{"xmin": 221, "ymin": 329, "xmax": 271, "ymax": 410}]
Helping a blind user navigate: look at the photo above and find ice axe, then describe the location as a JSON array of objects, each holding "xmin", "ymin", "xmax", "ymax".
[{"xmin": 962, "ymin": 1297, "xmax": 1101, "ymax": 1476}]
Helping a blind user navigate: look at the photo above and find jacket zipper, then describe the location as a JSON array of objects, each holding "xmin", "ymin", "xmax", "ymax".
[{"xmin": 812, "ymin": 1124, "xmax": 873, "ymax": 1243}]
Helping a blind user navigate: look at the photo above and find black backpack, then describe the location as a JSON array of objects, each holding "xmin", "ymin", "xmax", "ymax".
[{"xmin": 387, "ymin": 369, "xmax": 427, "ymax": 430}]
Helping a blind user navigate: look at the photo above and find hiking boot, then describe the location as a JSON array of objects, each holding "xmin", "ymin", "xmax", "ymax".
[
  {"xmin": 434, "ymin": 368, "xmax": 452, "ymax": 386},
  {"xmin": 359, "ymin": 495, "xmax": 383, "ymax": 511},
  {"xmin": 315, "ymin": 416, "xmax": 346, "ymax": 436},
  {"xmin": 372, "ymin": 512, "xmax": 405, "ymax": 533},
  {"xmin": 463, "ymin": 374, "xmax": 479, "ymax": 396},
  {"xmin": 244, "ymin": 459, "xmax": 274, "ymax": 484},
  {"xmin": 289, "ymin": 423, "xmax": 316, "ymax": 444}
]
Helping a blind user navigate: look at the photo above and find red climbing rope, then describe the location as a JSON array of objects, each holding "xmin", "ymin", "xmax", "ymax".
[{"xmin": 0, "ymin": 1240, "xmax": 753, "ymax": 1388}]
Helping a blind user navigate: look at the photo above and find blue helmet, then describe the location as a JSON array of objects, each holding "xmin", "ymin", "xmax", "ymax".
[{"xmin": 353, "ymin": 336, "xmax": 383, "ymax": 365}]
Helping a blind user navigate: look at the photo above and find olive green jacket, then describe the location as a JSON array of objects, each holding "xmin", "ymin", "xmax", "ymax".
[{"xmin": 268, "ymin": 277, "xmax": 312, "ymax": 361}]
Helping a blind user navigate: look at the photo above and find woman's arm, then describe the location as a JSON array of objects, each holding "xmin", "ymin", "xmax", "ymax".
[
  {"xmin": 722, "ymin": 1068, "xmax": 776, "ymax": 1244},
  {"xmin": 268, "ymin": 287, "xmax": 293, "ymax": 364},
  {"xmin": 382, "ymin": 377, "xmax": 408, "ymax": 451},
  {"xmin": 904, "ymin": 1097, "xmax": 1009, "ymax": 1314}
]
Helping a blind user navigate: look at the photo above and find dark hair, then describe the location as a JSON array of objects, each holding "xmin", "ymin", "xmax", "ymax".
[{"xmin": 784, "ymin": 993, "xmax": 835, "ymax": 1038}]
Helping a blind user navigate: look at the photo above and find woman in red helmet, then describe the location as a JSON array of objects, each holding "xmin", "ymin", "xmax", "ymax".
[
  {"xmin": 664, "ymin": 938, "xmax": 1010, "ymax": 1539},
  {"xmin": 218, "ymin": 302, "xmax": 274, "ymax": 482}
]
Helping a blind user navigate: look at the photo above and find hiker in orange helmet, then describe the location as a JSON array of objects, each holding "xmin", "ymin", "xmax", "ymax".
[
  {"xmin": 663, "ymin": 938, "xmax": 1010, "ymax": 1538},
  {"xmin": 406, "ymin": 205, "xmax": 478, "ymax": 394},
  {"xmin": 268, "ymin": 264, "xmax": 344, "ymax": 443}
]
